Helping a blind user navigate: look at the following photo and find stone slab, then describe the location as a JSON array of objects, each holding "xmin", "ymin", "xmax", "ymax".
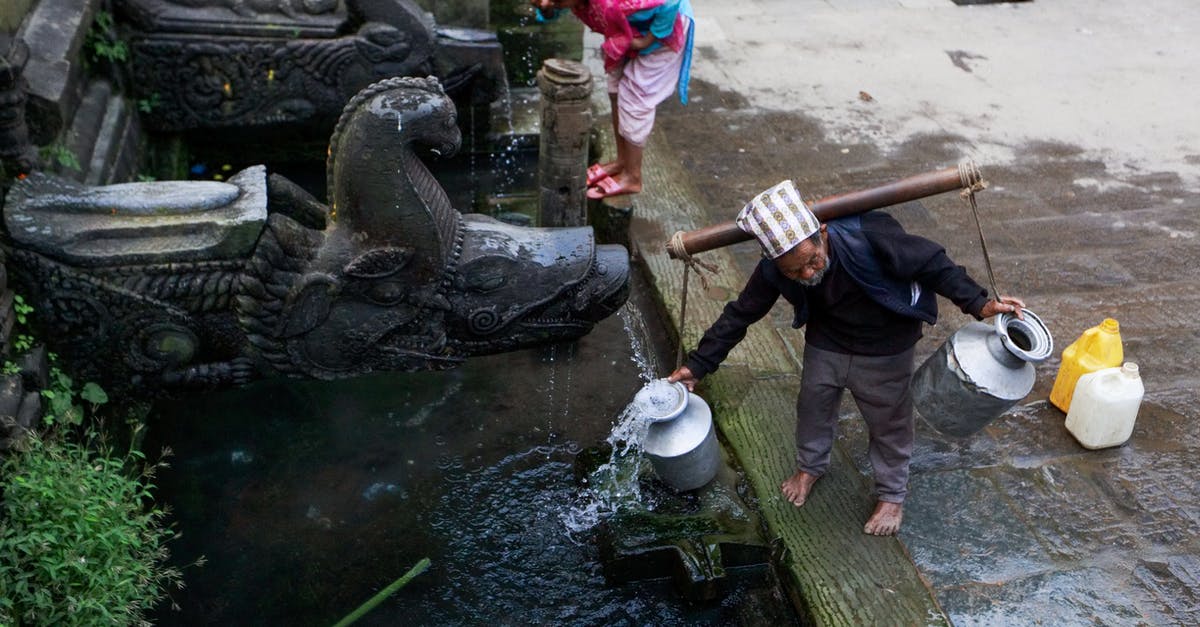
[{"xmin": 5, "ymin": 165, "xmax": 267, "ymax": 266}]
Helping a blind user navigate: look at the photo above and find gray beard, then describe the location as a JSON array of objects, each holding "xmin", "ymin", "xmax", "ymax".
[{"xmin": 796, "ymin": 266, "xmax": 828, "ymax": 287}]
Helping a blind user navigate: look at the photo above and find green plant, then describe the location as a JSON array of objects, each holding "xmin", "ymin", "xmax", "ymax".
[
  {"xmin": 332, "ymin": 558, "xmax": 431, "ymax": 627},
  {"xmin": 85, "ymin": 10, "xmax": 128, "ymax": 64},
  {"xmin": 12, "ymin": 334, "xmax": 33, "ymax": 353},
  {"xmin": 0, "ymin": 433, "xmax": 191, "ymax": 626},
  {"xmin": 12, "ymin": 294, "xmax": 32, "ymax": 326},
  {"xmin": 2, "ymin": 361, "xmax": 19, "ymax": 376},
  {"xmin": 38, "ymin": 144, "xmax": 80, "ymax": 172},
  {"xmin": 136, "ymin": 92, "xmax": 161, "ymax": 114},
  {"xmin": 40, "ymin": 367, "xmax": 96, "ymax": 427}
]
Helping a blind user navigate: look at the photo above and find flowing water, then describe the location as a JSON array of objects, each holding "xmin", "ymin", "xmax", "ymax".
[{"xmin": 146, "ymin": 270, "xmax": 796, "ymax": 625}]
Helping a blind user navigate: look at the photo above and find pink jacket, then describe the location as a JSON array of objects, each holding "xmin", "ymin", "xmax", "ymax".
[{"xmin": 570, "ymin": 0, "xmax": 688, "ymax": 71}]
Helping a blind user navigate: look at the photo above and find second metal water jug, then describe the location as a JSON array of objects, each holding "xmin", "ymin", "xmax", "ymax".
[{"xmin": 912, "ymin": 310, "xmax": 1053, "ymax": 436}]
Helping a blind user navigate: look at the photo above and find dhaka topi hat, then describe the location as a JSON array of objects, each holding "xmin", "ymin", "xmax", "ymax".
[{"xmin": 735, "ymin": 180, "xmax": 820, "ymax": 258}]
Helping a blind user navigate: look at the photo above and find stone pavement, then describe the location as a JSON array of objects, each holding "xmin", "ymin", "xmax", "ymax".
[{"xmin": 585, "ymin": 0, "xmax": 1200, "ymax": 624}]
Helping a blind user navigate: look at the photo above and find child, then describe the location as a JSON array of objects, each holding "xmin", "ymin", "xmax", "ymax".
[{"xmin": 532, "ymin": 0, "xmax": 694, "ymax": 199}]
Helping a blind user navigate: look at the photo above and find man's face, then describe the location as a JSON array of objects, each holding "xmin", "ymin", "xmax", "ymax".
[{"xmin": 775, "ymin": 231, "xmax": 829, "ymax": 286}]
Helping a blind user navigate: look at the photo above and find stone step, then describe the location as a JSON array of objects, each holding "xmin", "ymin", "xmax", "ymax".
[
  {"xmin": 55, "ymin": 78, "xmax": 143, "ymax": 186},
  {"xmin": 85, "ymin": 90, "xmax": 141, "ymax": 185},
  {"xmin": 57, "ymin": 79, "xmax": 111, "ymax": 182}
]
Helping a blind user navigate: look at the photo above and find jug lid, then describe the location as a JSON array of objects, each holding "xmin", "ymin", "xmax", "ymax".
[{"xmin": 634, "ymin": 379, "xmax": 689, "ymax": 422}]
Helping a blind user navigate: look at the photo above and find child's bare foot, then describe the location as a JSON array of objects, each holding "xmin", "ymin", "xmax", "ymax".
[
  {"xmin": 863, "ymin": 501, "xmax": 903, "ymax": 536},
  {"xmin": 598, "ymin": 161, "xmax": 622, "ymax": 177},
  {"xmin": 780, "ymin": 470, "xmax": 820, "ymax": 506},
  {"xmin": 586, "ymin": 162, "xmax": 624, "ymax": 186}
]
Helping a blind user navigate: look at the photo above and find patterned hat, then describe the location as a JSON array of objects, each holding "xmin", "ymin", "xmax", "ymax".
[{"xmin": 735, "ymin": 180, "xmax": 820, "ymax": 258}]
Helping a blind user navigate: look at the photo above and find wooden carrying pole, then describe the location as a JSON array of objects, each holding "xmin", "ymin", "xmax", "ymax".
[{"xmin": 667, "ymin": 163, "xmax": 984, "ymax": 259}]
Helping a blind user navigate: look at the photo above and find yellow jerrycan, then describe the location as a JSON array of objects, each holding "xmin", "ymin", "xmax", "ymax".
[{"xmin": 1049, "ymin": 318, "xmax": 1123, "ymax": 412}]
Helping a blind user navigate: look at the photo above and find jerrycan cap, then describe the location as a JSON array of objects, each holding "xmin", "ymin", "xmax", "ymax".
[
  {"xmin": 994, "ymin": 308, "xmax": 1053, "ymax": 363},
  {"xmin": 1100, "ymin": 318, "xmax": 1120, "ymax": 333},
  {"xmin": 634, "ymin": 378, "xmax": 689, "ymax": 422}
]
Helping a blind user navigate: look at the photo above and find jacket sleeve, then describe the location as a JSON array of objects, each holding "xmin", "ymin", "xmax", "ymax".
[
  {"xmin": 863, "ymin": 213, "xmax": 990, "ymax": 318},
  {"xmin": 684, "ymin": 260, "xmax": 781, "ymax": 378}
]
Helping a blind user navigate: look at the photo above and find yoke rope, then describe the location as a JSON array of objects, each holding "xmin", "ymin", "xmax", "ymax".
[
  {"xmin": 669, "ymin": 230, "xmax": 719, "ymax": 369},
  {"xmin": 959, "ymin": 160, "xmax": 1001, "ymax": 300}
]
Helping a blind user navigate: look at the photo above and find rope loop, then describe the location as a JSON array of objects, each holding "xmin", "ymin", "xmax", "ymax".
[
  {"xmin": 957, "ymin": 160, "xmax": 1001, "ymax": 300},
  {"xmin": 668, "ymin": 230, "xmax": 719, "ymax": 291},
  {"xmin": 669, "ymin": 230, "xmax": 721, "ymax": 369}
]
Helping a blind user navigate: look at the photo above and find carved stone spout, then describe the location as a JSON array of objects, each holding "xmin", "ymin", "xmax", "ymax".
[{"xmin": 3, "ymin": 77, "xmax": 630, "ymax": 389}]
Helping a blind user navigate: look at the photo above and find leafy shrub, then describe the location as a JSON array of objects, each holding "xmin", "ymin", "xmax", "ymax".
[
  {"xmin": 85, "ymin": 11, "xmax": 128, "ymax": 64},
  {"xmin": 0, "ymin": 435, "xmax": 186, "ymax": 626}
]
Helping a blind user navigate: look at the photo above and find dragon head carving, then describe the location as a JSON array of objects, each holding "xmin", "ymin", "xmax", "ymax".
[
  {"xmin": 243, "ymin": 76, "xmax": 630, "ymax": 379},
  {"xmin": 3, "ymin": 76, "xmax": 629, "ymax": 387}
]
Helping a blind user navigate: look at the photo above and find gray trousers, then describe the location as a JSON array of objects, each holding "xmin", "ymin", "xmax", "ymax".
[{"xmin": 795, "ymin": 344, "xmax": 916, "ymax": 503}]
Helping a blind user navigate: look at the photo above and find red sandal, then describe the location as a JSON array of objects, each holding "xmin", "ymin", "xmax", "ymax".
[
  {"xmin": 586, "ymin": 176, "xmax": 637, "ymax": 200},
  {"xmin": 587, "ymin": 163, "xmax": 613, "ymax": 186}
]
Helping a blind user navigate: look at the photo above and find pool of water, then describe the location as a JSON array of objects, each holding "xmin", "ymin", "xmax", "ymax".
[{"xmin": 146, "ymin": 269, "xmax": 797, "ymax": 625}]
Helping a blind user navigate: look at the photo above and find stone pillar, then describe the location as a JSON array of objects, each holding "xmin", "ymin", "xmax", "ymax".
[
  {"xmin": 536, "ymin": 58, "xmax": 592, "ymax": 227},
  {"xmin": 0, "ymin": 40, "xmax": 36, "ymax": 173}
]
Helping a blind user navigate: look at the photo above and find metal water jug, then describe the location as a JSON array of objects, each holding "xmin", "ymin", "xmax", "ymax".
[
  {"xmin": 912, "ymin": 310, "xmax": 1053, "ymax": 436},
  {"xmin": 635, "ymin": 380, "xmax": 720, "ymax": 491}
]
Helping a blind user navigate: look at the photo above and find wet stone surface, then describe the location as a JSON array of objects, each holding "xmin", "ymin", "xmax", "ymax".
[
  {"xmin": 661, "ymin": 68, "xmax": 1200, "ymax": 622},
  {"xmin": 838, "ymin": 399, "xmax": 1200, "ymax": 624}
]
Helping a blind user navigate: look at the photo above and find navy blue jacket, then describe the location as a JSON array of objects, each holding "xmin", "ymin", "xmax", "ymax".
[{"xmin": 685, "ymin": 212, "xmax": 989, "ymax": 377}]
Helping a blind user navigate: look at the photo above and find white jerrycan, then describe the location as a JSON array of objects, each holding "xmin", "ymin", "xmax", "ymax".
[{"xmin": 1064, "ymin": 362, "xmax": 1144, "ymax": 449}]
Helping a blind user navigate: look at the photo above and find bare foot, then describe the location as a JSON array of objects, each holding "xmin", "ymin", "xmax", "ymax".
[
  {"xmin": 780, "ymin": 470, "xmax": 820, "ymax": 506},
  {"xmin": 608, "ymin": 173, "xmax": 642, "ymax": 195},
  {"xmin": 599, "ymin": 161, "xmax": 622, "ymax": 177},
  {"xmin": 863, "ymin": 501, "xmax": 903, "ymax": 536}
]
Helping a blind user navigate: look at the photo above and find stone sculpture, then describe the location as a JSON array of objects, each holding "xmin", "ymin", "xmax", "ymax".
[{"xmin": 3, "ymin": 77, "xmax": 630, "ymax": 389}]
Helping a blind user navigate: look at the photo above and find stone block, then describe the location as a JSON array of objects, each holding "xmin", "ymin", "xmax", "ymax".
[
  {"xmin": 116, "ymin": 0, "xmax": 347, "ymax": 37},
  {"xmin": 0, "ymin": 374, "xmax": 24, "ymax": 418},
  {"xmin": 433, "ymin": 27, "xmax": 506, "ymax": 106},
  {"xmin": 58, "ymin": 79, "xmax": 112, "ymax": 182},
  {"xmin": 17, "ymin": 0, "xmax": 98, "ymax": 143},
  {"xmin": 5, "ymin": 165, "xmax": 268, "ymax": 266},
  {"xmin": 16, "ymin": 343, "xmax": 48, "ymax": 390},
  {"xmin": 15, "ymin": 391, "xmax": 40, "ymax": 429},
  {"xmin": 84, "ymin": 88, "xmax": 138, "ymax": 185}
]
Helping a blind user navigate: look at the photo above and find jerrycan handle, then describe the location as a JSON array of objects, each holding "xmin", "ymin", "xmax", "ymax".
[{"xmin": 1079, "ymin": 319, "xmax": 1119, "ymax": 349}]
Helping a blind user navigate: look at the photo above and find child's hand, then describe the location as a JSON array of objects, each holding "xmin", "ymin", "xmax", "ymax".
[{"xmin": 629, "ymin": 32, "xmax": 657, "ymax": 51}]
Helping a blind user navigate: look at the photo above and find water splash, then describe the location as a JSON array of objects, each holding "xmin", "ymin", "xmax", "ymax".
[{"xmin": 561, "ymin": 303, "xmax": 664, "ymax": 535}]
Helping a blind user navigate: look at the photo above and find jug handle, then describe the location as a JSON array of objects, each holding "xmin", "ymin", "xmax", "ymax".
[{"xmin": 1078, "ymin": 327, "xmax": 1100, "ymax": 350}]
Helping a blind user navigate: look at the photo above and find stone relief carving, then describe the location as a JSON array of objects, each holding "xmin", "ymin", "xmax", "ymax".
[
  {"xmin": 161, "ymin": 0, "xmax": 339, "ymax": 18},
  {"xmin": 118, "ymin": 0, "xmax": 498, "ymax": 132}
]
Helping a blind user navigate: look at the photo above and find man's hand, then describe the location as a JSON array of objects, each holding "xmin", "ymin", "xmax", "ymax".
[
  {"xmin": 980, "ymin": 295, "xmax": 1026, "ymax": 320},
  {"xmin": 667, "ymin": 365, "xmax": 699, "ymax": 391}
]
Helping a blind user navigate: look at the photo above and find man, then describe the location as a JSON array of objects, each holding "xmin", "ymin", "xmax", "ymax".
[{"xmin": 668, "ymin": 180, "xmax": 1024, "ymax": 535}]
